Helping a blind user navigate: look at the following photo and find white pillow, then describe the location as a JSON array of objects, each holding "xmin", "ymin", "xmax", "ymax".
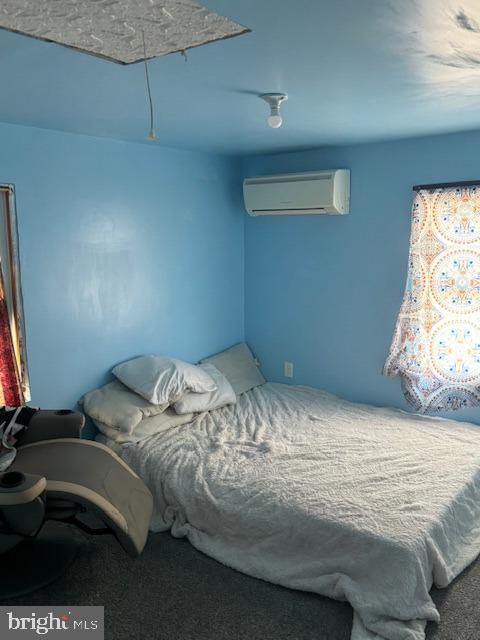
[
  {"xmin": 112, "ymin": 355, "xmax": 216, "ymax": 405},
  {"xmin": 94, "ymin": 408, "xmax": 194, "ymax": 443},
  {"xmin": 173, "ymin": 363, "xmax": 236, "ymax": 415},
  {"xmin": 80, "ymin": 380, "xmax": 168, "ymax": 434},
  {"xmin": 200, "ymin": 343, "xmax": 265, "ymax": 396}
]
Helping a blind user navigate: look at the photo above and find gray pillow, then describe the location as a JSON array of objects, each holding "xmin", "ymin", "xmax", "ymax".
[
  {"xmin": 200, "ymin": 343, "xmax": 265, "ymax": 396},
  {"xmin": 173, "ymin": 363, "xmax": 236, "ymax": 414}
]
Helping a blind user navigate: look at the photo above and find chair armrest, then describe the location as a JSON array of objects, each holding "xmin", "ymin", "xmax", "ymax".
[
  {"xmin": 0, "ymin": 471, "xmax": 46, "ymax": 538},
  {"xmin": 18, "ymin": 410, "xmax": 85, "ymax": 446},
  {"xmin": 0, "ymin": 471, "xmax": 46, "ymax": 505}
]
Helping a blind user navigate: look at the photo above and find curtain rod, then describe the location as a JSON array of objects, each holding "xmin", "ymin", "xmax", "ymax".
[{"xmin": 413, "ymin": 180, "xmax": 480, "ymax": 191}]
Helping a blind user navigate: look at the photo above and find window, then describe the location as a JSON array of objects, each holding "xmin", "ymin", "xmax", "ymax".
[
  {"xmin": 384, "ymin": 182, "xmax": 480, "ymax": 413},
  {"xmin": 0, "ymin": 185, "xmax": 29, "ymax": 405}
]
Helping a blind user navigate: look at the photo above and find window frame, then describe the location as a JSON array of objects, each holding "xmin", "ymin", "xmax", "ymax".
[{"xmin": 0, "ymin": 183, "xmax": 30, "ymax": 402}]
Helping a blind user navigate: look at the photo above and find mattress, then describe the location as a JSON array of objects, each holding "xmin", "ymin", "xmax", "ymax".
[{"xmin": 121, "ymin": 382, "xmax": 480, "ymax": 640}]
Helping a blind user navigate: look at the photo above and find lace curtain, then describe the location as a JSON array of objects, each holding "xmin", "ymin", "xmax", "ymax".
[{"xmin": 384, "ymin": 183, "xmax": 480, "ymax": 413}]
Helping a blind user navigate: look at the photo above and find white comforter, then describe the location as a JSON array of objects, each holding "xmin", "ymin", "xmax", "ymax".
[{"xmin": 122, "ymin": 383, "xmax": 480, "ymax": 640}]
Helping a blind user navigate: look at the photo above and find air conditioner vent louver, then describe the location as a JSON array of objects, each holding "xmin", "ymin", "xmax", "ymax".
[{"xmin": 243, "ymin": 170, "xmax": 350, "ymax": 216}]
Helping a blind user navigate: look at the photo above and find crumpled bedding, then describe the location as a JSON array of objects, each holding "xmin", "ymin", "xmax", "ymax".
[{"xmin": 122, "ymin": 383, "xmax": 480, "ymax": 640}]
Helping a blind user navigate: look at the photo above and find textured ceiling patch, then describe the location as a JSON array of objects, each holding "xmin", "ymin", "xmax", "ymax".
[{"xmin": 0, "ymin": 0, "xmax": 249, "ymax": 64}]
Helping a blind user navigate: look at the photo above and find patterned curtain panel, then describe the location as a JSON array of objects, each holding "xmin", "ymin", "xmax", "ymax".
[
  {"xmin": 0, "ymin": 259, "xmax": 23, "ymax": 407},
  {"xmin": 384, "ymin": 183, "xmax": 480, "ymax": 413}
]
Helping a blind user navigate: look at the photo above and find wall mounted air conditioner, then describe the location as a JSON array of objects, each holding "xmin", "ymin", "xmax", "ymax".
[{"xmin": 243, "ymin": 169, "xmax": 350, "ymax": 216}]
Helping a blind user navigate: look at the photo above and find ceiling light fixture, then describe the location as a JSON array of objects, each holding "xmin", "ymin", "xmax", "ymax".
[{"xmin": 260, "ymin": 93, "xmax": 288, "ymax": 129}]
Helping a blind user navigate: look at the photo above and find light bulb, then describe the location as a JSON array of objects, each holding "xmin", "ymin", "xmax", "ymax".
[
  {"xmin": 146, "ymin": 128, "xmax": 157, "ymax": 141},
  {"xmin": 260, "ymin": 94, "xmax": 288, "ymax": 129},
  {"xmin": 267, "ymin": 114, "xmax": 283, "ymax": 129}
]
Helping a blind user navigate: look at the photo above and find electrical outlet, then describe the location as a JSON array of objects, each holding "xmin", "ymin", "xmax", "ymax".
[{"xmin": 284, "ymin": 361, "xmax": 294, "ymax": 378}]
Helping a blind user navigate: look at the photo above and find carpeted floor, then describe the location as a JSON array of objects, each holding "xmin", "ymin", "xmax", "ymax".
[{"xmin": 2, "ymin": 524, "xmax": 480, "ymax": 640}]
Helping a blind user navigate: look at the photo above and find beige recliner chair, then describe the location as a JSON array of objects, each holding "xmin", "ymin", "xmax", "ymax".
[{"xmin": 0, "ymin": 410, "xmax": 153, "ymax": 598}]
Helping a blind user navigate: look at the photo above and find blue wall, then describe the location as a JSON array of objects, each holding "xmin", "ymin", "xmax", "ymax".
[
  {"xmin": 0, "ymin": 122, "xmax": 244, "ymax": 413},
  {"xmin": 3, "ymin": 119, "xmax": 480, "ymax": 427},
  {"xmin": 244, "ymin": 130, "xmax": 480, "ymax": 423}
]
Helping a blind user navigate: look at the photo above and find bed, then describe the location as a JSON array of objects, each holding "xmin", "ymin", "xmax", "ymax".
[{"xmin": 118, "ymin": 382, "xmax": 480, "ymax": 640}]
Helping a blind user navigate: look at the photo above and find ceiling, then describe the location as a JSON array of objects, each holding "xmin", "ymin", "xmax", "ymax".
[{"xmin": 2, "ymin": 0, "xmax": 480, "ymax": 155}]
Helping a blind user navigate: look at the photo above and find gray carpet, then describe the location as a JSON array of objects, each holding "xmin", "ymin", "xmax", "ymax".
[{"xmin": 2, "ymin": 524, "xmax": 480, "ymax": 640}]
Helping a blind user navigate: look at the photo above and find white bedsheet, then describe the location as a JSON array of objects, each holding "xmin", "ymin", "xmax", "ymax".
[{"xmin": 122, "ymin": 383, "xmax": 480, "ymax": 640}]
